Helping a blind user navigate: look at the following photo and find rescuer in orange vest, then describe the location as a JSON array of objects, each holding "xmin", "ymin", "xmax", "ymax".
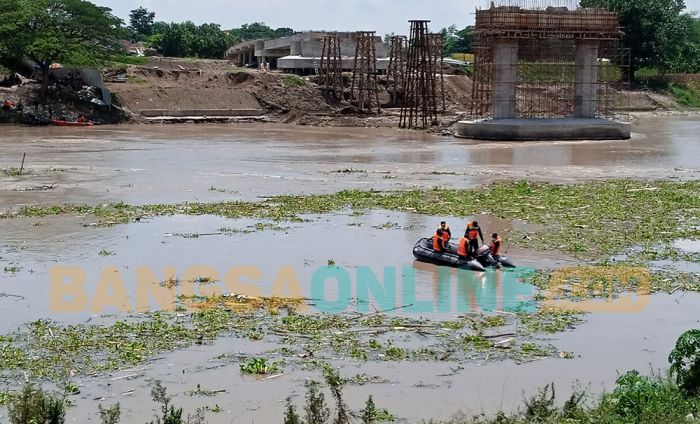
[
  {"xmin": 439, "ymin": 221, "xmax": 451, "ymax": 244},
  {"xmin": 465, "ymin": 221, "xmax": 484, "ymax": 259},
  {"xmin": 457, "ymin": 235, "xmax": 469, "ymax": 260},
  {"xmin": 432, "ymin": 221, "xmax": 451, "ymax": 252},
  {"xmin": 490, "ymin": 233, "xmax": 502, "ymax": 259}
]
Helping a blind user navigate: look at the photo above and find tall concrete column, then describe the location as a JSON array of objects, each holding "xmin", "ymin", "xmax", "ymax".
[
  {"xmin": 290, "ymin": 41, "xmax": 302, "ymax": 56},
  {"xmin": 574, "ymin": 41, "xmax": 599, "ymax": 118},
  {"xmin": 248, "ymin": 49, "xmax": 253, "ymax": 65},
  {"xmin": 493, "ymin": 39, "xmax": 518, "ymax": 119}
]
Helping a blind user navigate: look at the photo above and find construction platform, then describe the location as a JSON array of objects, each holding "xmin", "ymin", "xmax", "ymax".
[{"xmin": 455, "ymin": 118, "xmax": 631, "ymax": 141}]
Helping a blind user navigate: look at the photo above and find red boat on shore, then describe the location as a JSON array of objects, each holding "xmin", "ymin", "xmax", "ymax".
[{"xmin": 51, "ymin": 119, "xmax": 94, "ymax": 127}]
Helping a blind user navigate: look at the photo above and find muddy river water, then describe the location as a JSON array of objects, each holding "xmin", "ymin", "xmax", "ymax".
[{"xmin": 1, "ymin": 117, "xmax": 700, "ymax": 423}]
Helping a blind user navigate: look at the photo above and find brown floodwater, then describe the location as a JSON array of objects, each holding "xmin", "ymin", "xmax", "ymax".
[
  {"xmin": 1, "ymin": 116, "xmax": 699, "ymax": 209},
  {"xmin": 1, "ymin": 118, "xmax": 699, "ymax": 423}
]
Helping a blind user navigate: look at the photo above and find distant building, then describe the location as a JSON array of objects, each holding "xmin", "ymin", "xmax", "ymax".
[{"xmin": 226, "ymin": 32, "xmax": 389, "ymax": 74}]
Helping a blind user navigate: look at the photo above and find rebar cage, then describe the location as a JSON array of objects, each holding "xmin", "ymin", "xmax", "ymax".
[{"xmin": 469, "ymin": 6, "xmax": 630, "ymax": 119}]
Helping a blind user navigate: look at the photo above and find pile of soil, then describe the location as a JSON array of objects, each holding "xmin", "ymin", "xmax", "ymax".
[
  {"xmin": 105, "ymin": 57, "xmax": 476, "ymax": 125},
  {"xmin": 0, "ymin": 82, "xmax": 127, "ymax": 125},
  {"xmin": 103, "ymin": 57, "xmax": 680, "ymax": 129}
]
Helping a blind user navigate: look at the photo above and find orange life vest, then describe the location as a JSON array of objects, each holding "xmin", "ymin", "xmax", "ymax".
[
  {"xmin": 457, "ymin": 237, "xmax": 468, "ymax": 257},
  {"xmin": 466, "ymin": 222, "xmax": 479, "ymax": 240},
  {"xmin": 440, "ymin": 225, "xmax": 451, "ymax": 243},
  {"xmin": 490, "ymin": 237, "xmax": 502, "ymax": 256},
  {"xmin": 433, "ymin": 230, "xmax": 444, "ymax": 251}
]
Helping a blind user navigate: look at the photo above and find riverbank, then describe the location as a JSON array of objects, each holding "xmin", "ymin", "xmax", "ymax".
[{"xmin": 2, "ymin": 57, "xmax": 694, "ymax": 131}]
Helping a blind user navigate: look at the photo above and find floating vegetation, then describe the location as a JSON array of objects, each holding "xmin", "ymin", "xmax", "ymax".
[
  {"xmin": 185, "ymin": 384, "xmax": 225, "ymax": 397},
  {"xmin": 3, "ymin": 180, "xmax": 698, "ymax": 263},
  {"xmin": 0, "ymin": 294, "xmax": 581, "ymax": 387},
  {"xmin": 160, "ymin": 277, "xmax": 180, "ymax": 288},
  {"xmin": 2, "ymin": 168, "xmax": 25, "ymax": 177},
  {"xmin": 517, "ymin": 307, "xmax": 583, "ymax": 334},
  {"xmin": 372, "ymin": 222, "xmax": 402, "ymax": 230},
  {"xmin": 239, "ymin": 357, "xmax": 279, "ymax": 375},
  {"xmin": 1, "ymin": 167, "xmax": 65, "ymax": 177},
  {"xmin": 326, "ymin": 168, "xmax": 368, "ymax": 174},
  {"xmin": 526, "ymin": 265, "xmax": 700, "ymax": 296},
  {"xmin": 182, "ymin": 293, "xmax": 304, "ymax": 314},
  {"xmin": 344, "ymin": 374, "xmax": 389, "ymax": 386},
  {"xmin": 98, "ymin": 249, "xmax": 115, "ymax": 257}
]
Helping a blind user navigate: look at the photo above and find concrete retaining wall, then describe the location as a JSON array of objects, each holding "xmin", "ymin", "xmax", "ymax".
[
  {"xmin": 139, "ymin": 109, "xmax": 264, "ymax": 117},
  {"xmin": 455, "ymin": 118, "xmax": 631, "ymax": 140}
]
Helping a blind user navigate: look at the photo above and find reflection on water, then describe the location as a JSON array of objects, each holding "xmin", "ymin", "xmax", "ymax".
[
  {"xmin": 1, "ymin": 118, "xmax": 699, "ymax": 208},
  {"xmin": 310, "ymin": 263, "xmax": 536, "ymax": 315},
  {"xmin": 415, "ymin": 262, "xmax": 536, "ymax": 314}
]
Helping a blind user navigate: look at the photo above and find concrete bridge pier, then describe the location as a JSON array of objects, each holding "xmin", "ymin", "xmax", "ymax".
[
  {"xmin": 574, "ymin": 41, "xmax": 599, "ymax": 118},
  {"xmin": 493, "ymin": 39, "xmax": 519, "ymax": 119}
]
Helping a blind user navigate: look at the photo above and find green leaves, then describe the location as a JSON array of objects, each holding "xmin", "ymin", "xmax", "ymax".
[
  {"xmin": 0, "ymin": 0, "xmax": 124, "ymax": 73},
  {"xmin": 580, "ymin": 0, "xmax": 700, "ymax": 75},
  {"xmin": 669, "ymin": 329, "xmax": 700, "ymax": 396}
]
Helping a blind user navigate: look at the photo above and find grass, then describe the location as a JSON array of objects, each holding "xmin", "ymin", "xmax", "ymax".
[
  {"xmin": 635, "ymin": 67, "xmax": 660, "ymax": 79},
  {"xmin": 282, "ymin": 74, "xmax": 305, "ymax": 87},
  {"xmin": 111, "ymin": 55, "xmax": 149, "ymax": 66},
  {"xmin": 668, "ymin": 83, "xmax": 700, "ymax": 108}
]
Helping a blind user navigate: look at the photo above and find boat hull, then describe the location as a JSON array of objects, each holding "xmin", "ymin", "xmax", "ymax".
[
  {"xmin": 413, "ymin": 238, "xmax": 486, "ymax": 271},
  {"xmin": 413, "ymin": 238, "xmax": 516, "ymax": 271}
]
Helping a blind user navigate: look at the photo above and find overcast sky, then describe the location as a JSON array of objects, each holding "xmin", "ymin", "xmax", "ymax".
[{"xmin": 94, "ymin": 0, "xmax": 700, "ymax": 36}]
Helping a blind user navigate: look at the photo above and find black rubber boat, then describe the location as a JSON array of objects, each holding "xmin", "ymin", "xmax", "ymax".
[
  {"xmin": 413, "ymin": 238, "xmax": 486, "ymax": 271},
  {"xmin": 412, "ymin": 238, "xmax": 516, "ymax": 271}
]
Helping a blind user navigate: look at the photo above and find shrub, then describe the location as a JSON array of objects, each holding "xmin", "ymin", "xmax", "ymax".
[
  {"xmin": 669, "ymin": 329, "xmax": 700, "ymax": 396},
  {"xmin": 8, "ymin": 384, "xmax": 65, "ymax": 424}
]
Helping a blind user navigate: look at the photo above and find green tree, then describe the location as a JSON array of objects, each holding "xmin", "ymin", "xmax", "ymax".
[
  {"xmin": 441, "ymin": 25, "xmax": 474, "ymax": 56},
  {"xmin": 0, "ymin": 0, "xmax": 124, "ymax": 96},
  {"xmin": 274, "ymin": 27, "xmax": 294, "ymax": 37},
  {"xmin": 233, "ymin": 22, "xmax": 289, "ymax": 41},
  {"xmin": 148, "ymin": 21, "xmax": 237, "ymax": 59},
  {"xmin": 580, "ymin": 0, "xmax": 700, "ymax": 76},
  {"xmin": 129, "ymin": 6, "xmax": 155, "ymax": 39}
]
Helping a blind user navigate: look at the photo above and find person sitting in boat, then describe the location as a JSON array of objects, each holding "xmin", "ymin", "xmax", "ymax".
[
  {"xmin": 465, "ymin": 220, "xmax": 484, "ymax": 259},
  {"xmin": 432, "ymin": 222, "xmax": 450, "ymax": 253},
  {"xmin": 439, "ymin": 221, "xmax": 451, "ymax": 244},
  {"xmin": 77, "ymin": 114, "xmax": 86, "ymax": 123},
  {"xmin": 490, "ymin": 233, "xmax": 502, "ymax": 260}
]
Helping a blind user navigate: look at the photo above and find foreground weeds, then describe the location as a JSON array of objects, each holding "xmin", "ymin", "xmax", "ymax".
[{"xmin": 0, "ymin": 295, "xmax": 580, "ymax": 385}]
